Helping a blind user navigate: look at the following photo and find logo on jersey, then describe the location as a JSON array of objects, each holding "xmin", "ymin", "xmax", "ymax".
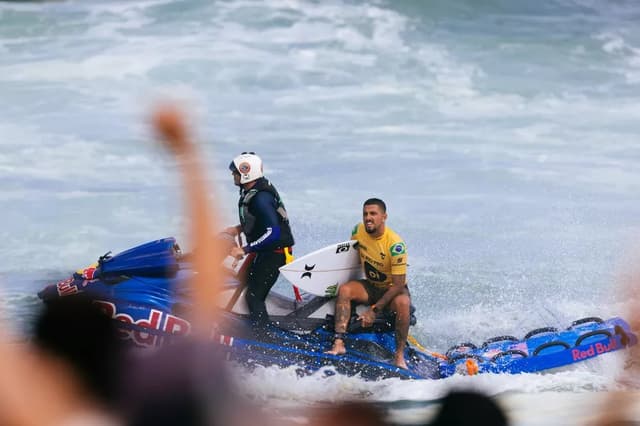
[
  {"xmin": 364, "ymin": 262, "xmax": 387, "ymax": 283},
  {"xmin": 391, "ymin": 242, "xmax": 406, "ymax": 256}
]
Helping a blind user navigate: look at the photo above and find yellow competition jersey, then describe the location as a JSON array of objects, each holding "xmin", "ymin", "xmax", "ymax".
[{"xmin": 351, "ymin": 223, "xmax": 407, "ymax": 288}]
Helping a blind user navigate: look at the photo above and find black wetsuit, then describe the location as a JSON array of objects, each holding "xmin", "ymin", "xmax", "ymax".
[{"xmin": 238, "ymin": 178, "xmax": 294, "ymax": 328}]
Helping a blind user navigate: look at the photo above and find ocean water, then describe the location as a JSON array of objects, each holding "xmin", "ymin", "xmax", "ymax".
[{"xmin": 2, "ymin": 0, "xmax": 640, "ymax": 424}]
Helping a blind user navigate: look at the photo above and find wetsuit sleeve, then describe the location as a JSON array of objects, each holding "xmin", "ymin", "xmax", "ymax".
[{"xmin": 243, "ymin": 191, "xmax": 281, "ymax": 253}]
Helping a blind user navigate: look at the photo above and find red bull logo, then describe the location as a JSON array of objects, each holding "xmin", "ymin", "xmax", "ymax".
[
  {"xmin": 82, "ymin": 266, "xmax": 97, "ymax": 280},
  {"xmin": 56, "ymin": 278, "xmax": 79, "ymax": 297},
  {"xmin": 95, "ymin": 301, "xmax": 191, "ymax": 347},
  {"xmin": 214, "ymin": 334, "xmax": 235, "ymax": 347},
  {"xmin": 571, "ymin": 337, "xmax": 618, "ymax": 361}
]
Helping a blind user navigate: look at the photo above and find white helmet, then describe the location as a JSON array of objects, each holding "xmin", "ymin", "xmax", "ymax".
[{"xmin": 229, "ymin": 152, "xmax": 263, "ymax": 184}]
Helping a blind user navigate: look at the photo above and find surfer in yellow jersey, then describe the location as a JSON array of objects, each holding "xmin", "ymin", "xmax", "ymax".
[{"xmin": 326, "ymin": 198, "xmax": 411, "ymax": 369}]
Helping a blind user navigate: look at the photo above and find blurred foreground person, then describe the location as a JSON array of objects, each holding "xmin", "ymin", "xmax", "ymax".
[
  {"xmin": 152, "ymin": 104, "xmax": 224, "ymax": 331},
  {"xmin": 139, "ymin": 104, "xmax": 263, "ymax": 426},
  {"xmin": 592, "ymin": 261, "xmax": 640, "ymax": 426},
  {"xmin": 0, "ymin": 104, "xmax": 259, "ymax": 426},
  {"xmin": 308, "ymin": 401, "xmax": 389, "ymax": 426},
  {"xmin": 428, "ymin": 390, "xmax": 508, "ymax": 426},
  {"xmin": 34, "ymin": 294, "xmax": 125, "ymax": 411},
  {"xmin": 0, "ymin": 295, "xmax": 123, "ymax": 426},
  {"xmin": 120, "ymin": 340, "xmax": 248, "ymax": 426}
]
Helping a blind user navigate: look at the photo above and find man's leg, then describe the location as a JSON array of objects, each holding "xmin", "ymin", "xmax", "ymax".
[
  {"xmin": 325, "ymin": 280, "xmax": 369, "ymax": 355},
  {"xmin": 388, "ymin": 291, "xmax": 411, "ymax": 369},
  {"xmin": 244, "ymin": 251, "xmax": 285, "ymax": 328}
]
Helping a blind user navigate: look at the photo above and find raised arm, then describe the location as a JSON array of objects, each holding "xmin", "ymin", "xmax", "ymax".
[{"xmin": 152, "ymin": 104, "xmax": 223, "ymax": 333}]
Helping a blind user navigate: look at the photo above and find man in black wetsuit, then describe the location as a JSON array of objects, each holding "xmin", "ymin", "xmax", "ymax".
[{"xmin": 226, "ymin": 152, "xmax": 295, "ymax": 329}]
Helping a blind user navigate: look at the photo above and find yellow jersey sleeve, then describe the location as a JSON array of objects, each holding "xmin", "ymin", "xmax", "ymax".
[
  {"xmin": 389, "ymin": 239, "xmax": 407, "ymax": 276},
  {"xmin": 351, "ymin": 223, "xmax": 359, "ymax": 238}
]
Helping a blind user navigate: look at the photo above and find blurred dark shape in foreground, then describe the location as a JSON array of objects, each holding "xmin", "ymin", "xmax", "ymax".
[
  {"xmin": 119, "ymin": 338, "xmax": 252, "ymax": 426},
  {"xmin": 309, "ymin": 401, "xmax": 389, "ymax": 426},
  {"xmin": 34, "ymin": 293, "xmax": 125, "ymax": 409},
  {"xmin": 428, "ymin": 390, "xmax": 508, "ymax": 426}
]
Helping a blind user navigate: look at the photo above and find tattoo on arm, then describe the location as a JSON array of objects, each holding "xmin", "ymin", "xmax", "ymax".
[{"xmin": 335, "ymin": 299, "xmax": 350, "ymax": 334}]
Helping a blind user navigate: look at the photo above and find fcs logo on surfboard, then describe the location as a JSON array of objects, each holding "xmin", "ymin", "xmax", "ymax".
[
  {"xmin": 325, "ymin": 284, "xmax": 338, "ymax": 297},
  {"xmin": 301, "ymin": 264, "xmax": 315, "ymax": 279},
  {"xmin": 336, "ymin": 243, "xmax": 350, "ymax": 254}
]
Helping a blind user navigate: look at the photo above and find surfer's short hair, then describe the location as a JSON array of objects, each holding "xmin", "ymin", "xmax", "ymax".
[{"xmin": 363, "ymin": 198, "xmax": 386, "ymax": 213}]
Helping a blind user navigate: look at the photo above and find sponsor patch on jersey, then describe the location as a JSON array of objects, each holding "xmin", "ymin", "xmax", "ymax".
[
  {"xmin": 390, "ymin": 242, "xmax": 406, "ymax": 256},
  {"xmin": 364, "ymin": 262, "xmax": 387, "ymax": 283},
  {"xmin": 351, "ymin": 224, "xmax": 359, "ymax": 236}
]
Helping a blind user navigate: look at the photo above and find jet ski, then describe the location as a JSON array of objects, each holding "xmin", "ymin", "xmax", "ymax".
[{"xmin": 37, "ymin": 237, "xmax": 638, "ymax": 380}]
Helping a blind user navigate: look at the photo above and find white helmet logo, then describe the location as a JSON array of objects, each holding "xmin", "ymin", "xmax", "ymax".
[{"xmin": 238, "ymin": 162, "xmax": 251, "ymax": 174}]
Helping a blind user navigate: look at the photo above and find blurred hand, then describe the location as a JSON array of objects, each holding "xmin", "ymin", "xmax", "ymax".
[
  {"xmin": 152, "ymin": 104, "xmax": 189, "ymax": 154},
  {"xmin": 230, "ymin": 246, "xmax": 245, "ymax": 260},
  {"xmin": 230, "ymin": 246, "xmax": 245, "ymax": 269}
]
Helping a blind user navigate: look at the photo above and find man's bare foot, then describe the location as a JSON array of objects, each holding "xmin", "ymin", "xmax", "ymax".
[
  {"xmin": 394, "ymin": 354, "xmax": 408, "ymax": 369},
  {"xmin": 325, "ymin": 338, "xmax": 346, "ymax": 355}
]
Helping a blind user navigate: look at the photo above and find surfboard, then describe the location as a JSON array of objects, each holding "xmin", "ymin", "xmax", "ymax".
[{"xmin": 279, "ymin": 240, "xmax": 363, "ymax": 297}]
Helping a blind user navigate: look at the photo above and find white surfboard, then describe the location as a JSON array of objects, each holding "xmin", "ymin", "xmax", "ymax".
[{"xmin": 279, "ymin": 240, "xmax": 363, "ymax": 297}]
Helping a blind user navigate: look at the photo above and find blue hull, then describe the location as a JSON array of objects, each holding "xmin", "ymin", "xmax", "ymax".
[{"xmin": 38, "ymin": 237, "xmax": 637, "ymax": 380}]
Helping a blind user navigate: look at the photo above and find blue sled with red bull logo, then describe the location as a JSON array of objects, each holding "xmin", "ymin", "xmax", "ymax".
[{"xmin": 38, "ymin": 237, "xmax": 637, "ymax": 380}]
